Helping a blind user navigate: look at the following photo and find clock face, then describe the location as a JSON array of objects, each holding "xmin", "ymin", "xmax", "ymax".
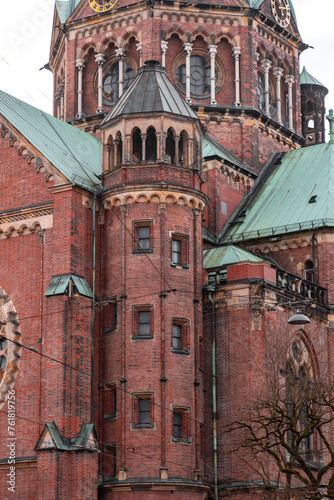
[
  {"xmin": 271, "ymin": 0, "xmax": 291, "ymax": 28},
  {"xmin": 88, "ymin": 0, "xmax": 118, "ymax": 13}
]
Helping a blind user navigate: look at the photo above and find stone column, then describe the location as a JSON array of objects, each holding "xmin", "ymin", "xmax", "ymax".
[
  {"xmin": 285, "ymin": 74, "xmax": 295, "ymax": 132},
  {"xmin": 95, "ymin": 53, "xmax": 105, "ymax": 113},
  {"xmin": 261, "ymin": 59, "xmax": 271, "ymax": 117},
  {"xmin": 273, "ymin": 67, "xmax": 284, "ymax": 125},
  {"xmin": 174, "ymin": 135, "xmax": 180, "ymax": 164},
  {"xmin": 161, "ymin": 41, "xmax": 168, "ymax": 68},
  {"xmin": 184, "ymin": 43, "xmax": 193, "ymax": 104},
  {"xmin": 55, "ymin": 92, "xmax": 61, "ymax": 120},
  {"xmin": 136, "ymin": 42, "xmax": 142, "ymax": 68},
  {"xmin": 116, "ymin": 48, "xmax": 125, "ymax": 98},
  {"xmin": 59, "ymin": 82, "xmax": 64, "ymax": 121},
  {"xmin": 141, "ymin": 133, "xmax": 147, "ymax": 162},
  {"xmin": 232, "ymin": 47, "xmax": 241, "ymax": 106},
  {"xmin": 208, "ymin": 45, "xmax": 217, "ymax": 106},
  {"xmin": 76, "ymin": 59, "xmax": 85, "ymax": 118}
]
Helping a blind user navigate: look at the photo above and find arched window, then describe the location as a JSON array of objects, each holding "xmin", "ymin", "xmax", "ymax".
[
  {"xmin": 286, "ymin": 338, "xmax": 314, "ymax": 460},
  {"xmin": 106, "ymin": 135, "xmax": 114, "ymax": 171},
  {"xmin": 103, "ymin": 61, "xmax": 136, "ymax": 103},
  {"xmin": 146, "ymin": 127, "xmax": 157, "ymax": 162},
  {"xmin": 132, "ymin": 128, "xmax": 142, "ymax": 162},
  {"xmin": 179, "ymin": 130, "xmax": 188, "ymax": 166},
  {"xmin": 165, "ymin": 129, "xmax": 175, "ymax": 164},
  {"xmin": 115, "ymin": 132, "xmax": 123, "ymax": 166}
]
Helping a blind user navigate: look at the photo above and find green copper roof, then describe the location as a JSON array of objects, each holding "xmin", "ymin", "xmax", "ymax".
[
  {"xmin": 56, "ymin": 1, "xmax": 69, "ymax": 23},
  {"xmin": 203, "ymin": 134, "xmax": 256, "ymax": 176},
  {"xmin": 101, "ymin": 64, "xmax": 198, "ymax": 125},
  {"xmin": 0, "ymin": 90, "xmax": 101, "ymax": 192},
  {"xmin": 300, "ymin": 66, "xmax": 326, "ymax": 88},
  {"xmin": 219, "ymin": 143, "xmax": 334, "ymax": 243},
  {"xmin": 203, "ymin": 244, "xmax": 264, "ymax": 269}
]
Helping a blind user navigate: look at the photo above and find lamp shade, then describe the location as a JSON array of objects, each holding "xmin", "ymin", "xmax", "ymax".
[{"xmin": 287, "ymin": 311, "xmax": 311, "ymax": 325}]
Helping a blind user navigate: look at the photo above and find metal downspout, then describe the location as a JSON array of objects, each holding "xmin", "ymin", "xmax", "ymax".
[
  {"xmin": 312, "ymin": 231, "xmax": 316, "ymax": 284},
  {"xmin": 91, "ymin": 193, "xmax": 96, "ymax": 422},
  {"xmin": 208, "ymin": 293, "xmax": 218, "ymax": 500}
]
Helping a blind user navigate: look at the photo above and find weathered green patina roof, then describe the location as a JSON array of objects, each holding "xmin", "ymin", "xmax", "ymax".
[
  {"xmin": 56, "ymin": 1, "xmax": 69, "ymax": 23},
  {"xmin": 203, "ymin": 244, "xmax": 264, "ymax": 269},
  {"xmin": 35, "ymin": 422, "xmax": 100, "ymax": 451},
  {"xmin": 57, "ymin": 0, "xmax": 81, "ymax": 21},
  {"xmin": 203, "ymin": 134, "xmax": 256, "ymax": 176},
  {"xmin": 101, "ymin": 63, "xmax": 198, "ymax": 125},
  {"xmin": 0, "ymin": 90, "xmax": 101, "ymax": 192},
  {"xmin": 300, "ymin": 66, "xmax": 326, "ymax": 88},
  {"xmin": 219, "ymin": 143, "xmax": 334, "ymax": 243}
]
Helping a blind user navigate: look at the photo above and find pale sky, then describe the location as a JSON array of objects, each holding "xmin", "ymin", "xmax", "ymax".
[{"xmin": 0, "ymin": 0, "xmax": 333, "ymax": 139}]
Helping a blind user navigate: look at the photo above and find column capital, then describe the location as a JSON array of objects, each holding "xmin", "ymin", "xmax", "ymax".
[
  {"xmin": 184, "ymin": 42, "xmax": 193, "ymax": 56},
  {"xmin": 136, "ymin": 42, "xmax": 142, "ymax": 54},
  {"xmin": 115, "ymin": 48, "xmax": 125, "ymax": 60},
  {"xmin": 161, "ymin": 40, "xmax": 168, "ymax": 54},
  {"xmin": 285, "ymin": 74, "xmax": 295, "ymax": 86},
  {"xmin": 232, "ymin": 46, "xmax": 241, "ymax": 58},
  {"xmin": 208, "ymin": 45, "xmax": 218, "ymax": 56},
  {"xmin": 95, "ymin": 53, "xmax": 105, "ymax": 66},
  {"xmin": 273, "ymin": 67, "xmax": 284, "ymax": 79},
  {"xmin": 76, "ymin": 59, "xmax": 85, "ymax": 70},
  {"xmin": 260, "ymin": 58, "xmax": 271, "ymax": 72}
]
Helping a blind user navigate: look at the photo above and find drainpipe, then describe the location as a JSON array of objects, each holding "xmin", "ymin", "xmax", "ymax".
[
  {"xmin": 208, "ymin": 293, "xmax": 218, "ymax": 500},
  {"xmin": 91, "ymin": 192, "xmax": 96, "ymax": 422},
  {"xmin": 312, "ymin": 231, "xmax": 316, "ymax": 284}
]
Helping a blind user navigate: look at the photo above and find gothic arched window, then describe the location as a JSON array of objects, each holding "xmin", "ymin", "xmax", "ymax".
[
  {"xmin": 286, "ymin": 338, "xmax": 314, "ymax": 460},
  {"xmin": 146, "ymin": 127, "xmax": 157, "ymax": 162},
  {"xmin": 165, "ymin": 129, "xmax": 175, "ymax": 164},
  {"xmin": 132, "ymin": 128, "xmax": 142, "ymax": 162}
]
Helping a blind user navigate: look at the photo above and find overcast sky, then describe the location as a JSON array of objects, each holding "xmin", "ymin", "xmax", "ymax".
[{"xmin": 0, "ymin": 0, "xmax": 333, "ymax": 139}]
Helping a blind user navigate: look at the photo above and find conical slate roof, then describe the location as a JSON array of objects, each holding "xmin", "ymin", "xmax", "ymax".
[{"xmin": 101, "ymin": 63, "xmax": 198, "ymax": 125}]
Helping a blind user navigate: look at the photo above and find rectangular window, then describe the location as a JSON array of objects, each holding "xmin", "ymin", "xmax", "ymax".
[
  {"xmin": 133, "ymin": 221, "xmax": 153, "ymax": 253},
  {"xmin": 138, "ymin": 226, "xmax": 150, "ymax": 251},
  {"xmin": 105, "ymin": 300, "xmax": 117, "ymax": 333},
  {"xmin": 172, "ymin": 239, "xmax": 181, "ymax": 264},
  {"xmin": 104, "ymin": 384, "xmax": 117, "ymax": 419},
  {"xmin": 138, "ymin": 398, "xmax": 151, "ymax": 425},
  {"xmin": 133, "ymin": 306, "xmax": 153, "ymax": 339},
  {"xmin": 133, "ymin": 394, "xmax": 154, "ymax": 429},
  {"xmin": 172, "ymin": 324, "xmax": 182, "ymax": 350},
  {"xmin": 171, "ymin": 234, "xmax": 189, "ymax": 268},
  {"xmin": 173, "ymin": 411, "xmax": 183, "ymax": 438},
  {"xmin": 171, "ymin": 320, "xmax": 189, "ymax": 354},
  {"xmin": 172, "ymin": 408, "xmax": 190, "ymax": 442},
  {"xmin": 138, "ymin": 311, "xmax": 150, "ymax": 336},
  {"xmin": 104, "ymin": 445, "xmax": 117, "ymax": 479}
]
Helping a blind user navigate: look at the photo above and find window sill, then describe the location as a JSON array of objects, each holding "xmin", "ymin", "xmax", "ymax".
[
  {"xmin": 132, "ymin": 423, "xmax": 154, "ymax": 429},
  {"xmin": 104, "ymin": 413, "xmax": 117, "ymax": 420},
  {"xmin": 171, "ymin": 262, "xmax": 189, "ymax": 269},
  {"xmin": 132, "ymin": 249, "xmax": 154, "ymax": 254},
  {"xmin": 105, "ymin": 327, "xmax": 117, "ymax": 333},
  {"xmin": 172, "ymin": 348, "xmax": 190, "ymax": 355},
  {"xmin": 132, "ymin": 335, "xmax": 154, "ymax": 340},
  {"xmin": 172, "ymin": 437, "xmax": 191, "ymax": 444}
]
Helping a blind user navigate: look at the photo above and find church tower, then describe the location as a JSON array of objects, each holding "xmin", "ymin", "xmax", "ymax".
[
  {"xmin": 96, "ymin": 60, "xmax": 208, "ymax": 498},
  {"xmin": 50, "ymin": 0, "xmax": 306, "ymax": 173}
]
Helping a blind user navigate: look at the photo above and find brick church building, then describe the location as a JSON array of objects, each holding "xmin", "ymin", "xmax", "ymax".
[{"xmin": 0, "ymin": 0, "xmax": 333, "ymax": 498}]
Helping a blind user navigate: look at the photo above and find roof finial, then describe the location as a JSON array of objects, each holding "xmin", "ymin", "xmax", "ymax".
[{"xmin": 326, "ymin": 109, "xmax": 334, "ymax": 144}]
